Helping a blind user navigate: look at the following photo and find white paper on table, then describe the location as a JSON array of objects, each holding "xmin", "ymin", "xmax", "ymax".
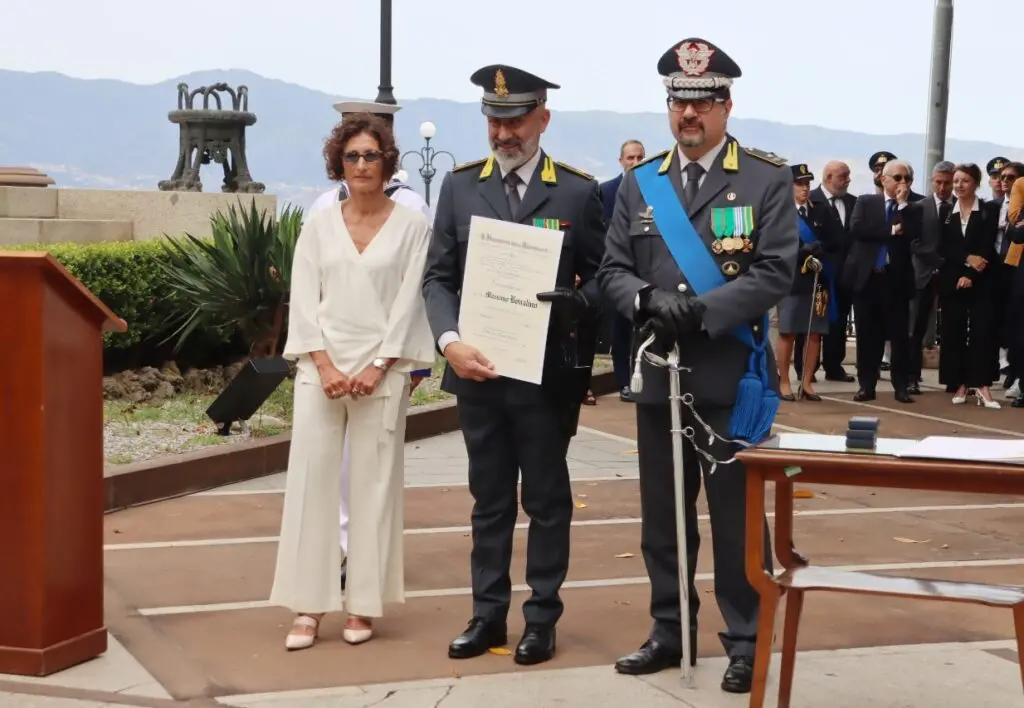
[
  {"xmin": 893, "ymin": 436, "xmax": 1024, "ymax": 463},
  {"xmin": 457, "ymin": 215, "xmax": 564, "ymax": 385}
]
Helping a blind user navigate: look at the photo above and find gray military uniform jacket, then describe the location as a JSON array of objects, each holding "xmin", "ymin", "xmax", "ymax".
[
  {"xmin": 422, "ymin": 150, "xmax": 607, "ymax": 409},
  {"xmin": 597, "ymin": 136, "xmax": 798, "ymax": 409}
]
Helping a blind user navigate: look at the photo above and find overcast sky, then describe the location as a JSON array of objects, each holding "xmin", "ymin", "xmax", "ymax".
[{"xmin": 2, "ymin": 0, "xmax": 1019, "ymax": 148}]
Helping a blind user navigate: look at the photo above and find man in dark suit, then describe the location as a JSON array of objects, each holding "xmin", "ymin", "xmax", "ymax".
[
  {"xmin": 598, "ymin": 37, "xmax": 797, "ymax": 694},
  {"xmin": 795, "ymin": 160, "xmax": 857, "ymax": 382},
  {"xmin": 600, "ymin": 140, "xmax": 646, "ymax": 401},
  {"xmin": 421, "ymin": 64, "xmax": 606, "ymax": 666},
  {"xmin": 844, "ymin": 158, "xmax": 923, "ymax": 402},
  {"xmin": 907, "ymin": 161, "xmax": 955, "ymax": 394}
]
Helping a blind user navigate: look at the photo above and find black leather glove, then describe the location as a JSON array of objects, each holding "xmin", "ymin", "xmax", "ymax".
[
  {"xmin": 641, "ymin": 288, "xmax": 706, "ymax": 337},
  {"xmin": 800, "ymin": 241, "xmax": 824, "ymax": 258},
  {"xmin": 536, "ymin": 287, "xmax": 589, "ymax": 317}
]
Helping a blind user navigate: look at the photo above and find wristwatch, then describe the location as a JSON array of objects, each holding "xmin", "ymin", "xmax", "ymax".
[{"xmin": 372, "ymin": 357, "xmax": 391, "ymax": 372}]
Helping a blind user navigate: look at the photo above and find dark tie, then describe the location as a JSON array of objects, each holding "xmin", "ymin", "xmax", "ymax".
[
  {"xmin": 939, "ymin": 200, "xmax": 951, "ymax": 223},
  {"xmin": 683, "ymin": 162, "xmax": 704, "ymax": 209},
  {"xmin": 504, "ymin": 171, "xmax": 522, "ymax": 220},
  {"xmin": 876, "ymin": 199, "xmax": 896, "ymax": 270},
  {"xmin": 799, "ymin": 205, "xmax": 808, "ymax": 219}
]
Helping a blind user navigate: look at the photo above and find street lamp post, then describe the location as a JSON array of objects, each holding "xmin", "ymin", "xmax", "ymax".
[
  {"xmin": 401, "ymin": 121, "xmax": 455, "ymax": 206},
  {"xmin": 374, "ymin": 0, "xmax": 396, "ymax": 105}
]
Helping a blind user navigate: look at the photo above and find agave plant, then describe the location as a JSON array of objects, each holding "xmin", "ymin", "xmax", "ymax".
[{"xmin": 156, "ymin": 198, "xmax": 304, "ymax": 358}]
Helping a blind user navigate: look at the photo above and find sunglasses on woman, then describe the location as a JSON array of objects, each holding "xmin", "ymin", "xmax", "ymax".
[{"xmin": 342, "ymin": 150, "xmax": 383, "ymax": 164}]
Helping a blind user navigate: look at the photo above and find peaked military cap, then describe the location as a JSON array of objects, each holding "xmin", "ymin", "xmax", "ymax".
[
  {"xmin": 332, "ymin": 99, "xmax": 402, "ymax": 117},
  {"xmin": 657, "ymin": 38, "xmax": 741, "ymax": 100},
  {"xmin": 869, "ymin": 151, "xmax": 897, "ymax": 172},
  {"xmin": 791, "ymin": 164, "xmax": 814, "ymax": 183},
  {"xmin": 470, "ymin": 65, "xmax": 559, "ymax": 118},
  {"xmin": 987, "ymin": 156, "xmax": 1010, "ymax": 175}
]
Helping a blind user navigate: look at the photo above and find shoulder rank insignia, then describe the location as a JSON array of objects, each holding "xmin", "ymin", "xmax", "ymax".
[
  {"xmin": 631, "ymin": 149, "xmax": 670, "ymax": 171},
  {"xmin": 554, "ymin": 160, "xmax": 594, "ymax": 181},
  {"xmin": 452, "ymin": 157, "xmax": 488, "ymax": 174},
  {"xmin": 743, "ymin": 147, "xmax": 787, "ymax": 167}
]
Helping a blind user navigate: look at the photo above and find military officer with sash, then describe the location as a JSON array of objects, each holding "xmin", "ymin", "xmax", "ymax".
[
  {"xmin": 421, "ymin": 64, "xmax": 606, "ymax": 666},
  {"xmin": 597, "ymin": 38, "xmax": 797, "ymax": 694}
]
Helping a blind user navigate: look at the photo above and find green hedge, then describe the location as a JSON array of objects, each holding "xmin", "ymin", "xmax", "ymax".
[{"xmin": 2, "ymin": 240, "xmax": 242, "ymax": 369}]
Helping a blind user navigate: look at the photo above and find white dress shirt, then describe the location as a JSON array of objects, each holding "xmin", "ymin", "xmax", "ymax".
[{"xmin": 819, "ymin": 185, "xmax": 846, "ymax": 227}]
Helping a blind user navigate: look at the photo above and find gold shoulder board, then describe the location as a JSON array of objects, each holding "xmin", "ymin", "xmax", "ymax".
[
  {"xmin": 555, "ymin": 161, "xmax": 594, "ymax": 181},
  {"xmin": 452, "ymin": 157, "xmax": 488, "ymax": 173},
  {"xmin": 631, "ymin": 149, "xmax": 670, "ymax": 170},
  {"xmin": 743, "ymin": 147, "xmax": 787, "ymax": 167}
]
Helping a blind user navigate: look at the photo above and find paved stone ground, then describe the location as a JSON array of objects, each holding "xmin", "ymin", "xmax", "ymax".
[{"xmin": 2, "ymin": 365, "xmax": 1023, "ymax": 706}]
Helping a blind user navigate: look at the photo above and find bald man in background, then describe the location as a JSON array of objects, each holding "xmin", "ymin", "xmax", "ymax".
[{"xmin": 795, "ymin": 160, "xmax": 857, "ymax": 382}]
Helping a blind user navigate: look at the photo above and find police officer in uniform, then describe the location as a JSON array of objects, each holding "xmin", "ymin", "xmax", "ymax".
[
  {"xmin": 987, "ymin": 156, "xmax": 1009, "ymax": 202},
  {"xmin": 597, "ymin": 38, "xmax": 797, "ymax": 694},
  {"xmin": 421, "ymin": 64, "xmax": 607, "ymax": 665},
  {"xmin": 869, "ymin": 151, "xmax": 896, "ymax": 195}
]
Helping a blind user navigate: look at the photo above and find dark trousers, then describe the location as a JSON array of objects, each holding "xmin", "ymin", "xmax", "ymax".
[
  {"xmin": 938, "ymin": 287, "xmax": 998, "ymax": 389},
  {"xmin": 908, "ymin": 280, "xmax": 937, "ymax": 382},
  {"xmin": 853, "ymin": 274, "xmax": 912, "ymax": 392},
  {"xmin": 635, "ymin": 404, "xmax": 771, "ymax": 658},
  {"xmin": 611, "ymin": 313, "xmax": 633, "ymax": 389},
  {"xmin": 821, "ymin": 280, "xmax": 854, "ymax": 376},
  {"xmin": 457, "ymin": 398, "xmax": 574, "ymax": 626}
]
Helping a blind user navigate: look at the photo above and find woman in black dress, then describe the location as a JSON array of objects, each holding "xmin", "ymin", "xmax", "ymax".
[
  {"xmin": 936, "ymin": 163, "xmax": 1002, "ymax": 408},
  {"xmin": 775, "ymin": 164, "xmax": 838, "ymax": 401}
]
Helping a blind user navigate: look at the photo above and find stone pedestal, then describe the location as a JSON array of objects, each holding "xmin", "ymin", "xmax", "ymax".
[{"xmin": 0, "ymin": 167, "xmax": 55, "ymax": 188}]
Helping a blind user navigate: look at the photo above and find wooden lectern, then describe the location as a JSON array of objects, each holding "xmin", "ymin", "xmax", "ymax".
[{"xmin": 0, "ymin": 252, "xmax": 126, "ymax": 676}]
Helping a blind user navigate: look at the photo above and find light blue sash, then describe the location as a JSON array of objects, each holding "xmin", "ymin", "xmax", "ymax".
[{"xmin": 633, "ymin": 160, "xmax": 777, "ymax": 443}]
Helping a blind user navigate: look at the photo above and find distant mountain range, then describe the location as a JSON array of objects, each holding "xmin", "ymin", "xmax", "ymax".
[{"xmin": 2, "ymin": 68, "xmax": 1021, "ymax": 211}]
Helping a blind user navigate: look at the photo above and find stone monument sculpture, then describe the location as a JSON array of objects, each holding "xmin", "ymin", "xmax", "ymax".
[{"xmin": 158, "ymin": 83, "xmax": 265, "ymax": 194}]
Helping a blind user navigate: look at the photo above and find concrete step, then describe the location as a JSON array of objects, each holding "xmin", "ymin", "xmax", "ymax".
[
  {"xmin": 0, "ymin": 186, "xmax": 57, "ymax": 218},
  {"xmin": 0, "ymin": 217, "xmax": 133, "ymax": 246}
]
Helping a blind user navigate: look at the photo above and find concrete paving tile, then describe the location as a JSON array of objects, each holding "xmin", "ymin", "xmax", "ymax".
[
  {"xmin": 0, "ymin": 697, "xmax": 110, "ymax": 708},
  {"xmin": 0, "ymin": 634, "xmax": 169, "ymax": 699}
]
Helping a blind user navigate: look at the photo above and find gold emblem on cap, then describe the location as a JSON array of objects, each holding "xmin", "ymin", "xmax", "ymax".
[
  {"xmin": 995, "ymin": 160, "xmax": 1006, "ymax": 170},
  {"xmin": 494, "ymin": 69, "xmax": 509, "ymax": 98},
  {"xmin": 877, "ymin": 155, "xmax": 888, "ymax": 164},
  {"xmin": 726, "ymin": 192, "xmax": 737, "ymax": 201},
  {"xmin": 800, "ymin": 165, "xmax": 807, "ymax": 174},
  {"xmin": 721, "ymin": 261, "xmax": 740, "ymax": 277}
]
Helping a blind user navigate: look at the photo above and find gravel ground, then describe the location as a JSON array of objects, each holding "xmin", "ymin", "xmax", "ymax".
[{"xmin": 103, "ymin": 357, "xmax": 613, "ymax": 466}]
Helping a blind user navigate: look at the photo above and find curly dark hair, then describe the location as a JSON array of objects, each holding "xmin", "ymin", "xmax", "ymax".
[{"xmin": 323, "ymin": 112, "xmax": 400, "ymax": 184}]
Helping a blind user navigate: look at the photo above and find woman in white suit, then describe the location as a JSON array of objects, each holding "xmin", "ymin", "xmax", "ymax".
[{"xmin": 270, "ymin": 112, "xmax": 435, "ymax": 650}]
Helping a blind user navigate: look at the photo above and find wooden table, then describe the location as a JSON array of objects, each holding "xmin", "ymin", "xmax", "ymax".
[{"xmin": 736, "ymin": 433, "xmax": 1024, "ymax": 708}]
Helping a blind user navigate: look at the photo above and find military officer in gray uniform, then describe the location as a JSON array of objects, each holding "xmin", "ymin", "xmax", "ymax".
[
  {"xmin": 421, "ymin": 64, "xmax": 606, "ymax": 666},
  {"xmin": 597, "ymin": 38, "xmax": 798, "ymax": 694}
]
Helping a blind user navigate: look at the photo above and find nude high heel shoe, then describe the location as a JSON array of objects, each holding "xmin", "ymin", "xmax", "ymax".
[
  {"xmin": 343, "ymin": 617, "xmax": 373, "ymax": 645},
  {"xmin": 285, "ymin": 614, "xmax": 322, "ymax": 651}
]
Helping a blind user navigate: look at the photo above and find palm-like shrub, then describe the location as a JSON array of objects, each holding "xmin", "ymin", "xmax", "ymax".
[{"xmin": 156, "ymin": 198, "xmax": 303, "ymax": 358}]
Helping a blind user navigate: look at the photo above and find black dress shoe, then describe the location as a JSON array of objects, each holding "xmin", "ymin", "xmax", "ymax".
[
  {"xmin": 906, "ymin": 383, "xmax": 921, "ymax": 395},
  {"xmin": 514, "ymin": 624, "xmax": 555, "ymax": 665},
  {"xmin": 853, "ymin": 388, "xmax": 875, "ymax": 402},
  {"xmin": 721, "ymin": 655, "xmax": 754, "ymax": 693},
  {"xmin": 340, "ymin": 557, "xmax": 347, "ymax": 591},
  {"xmin": 894, "ymin": 389, "xmax": 914, "ymax": 404},
  {"xmin": 448, "ymin": 617, "xmax": 507, "ymax": 659},
  {"xmin": 614, "ymin": 632, "xmax": 696, "ymax": 675},
  {"xmin": 825, "ymin": 372, "xmax": 855, "ymax": 383},
  {"xmin": 619, "ymin": 387, "xmax": 633, "ymax": 403}
]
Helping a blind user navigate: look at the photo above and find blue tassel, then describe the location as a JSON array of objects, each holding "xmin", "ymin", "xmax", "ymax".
[{"xmin": 727, "ymin": 320, "xmax": 779, "ymax": 443}]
